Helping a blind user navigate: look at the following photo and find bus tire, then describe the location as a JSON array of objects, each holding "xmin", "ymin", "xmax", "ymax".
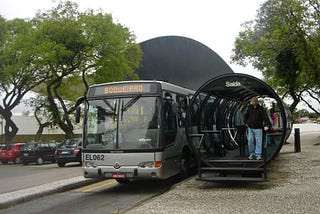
[{"xmin": 116, "ymin": 178, "xmax": 130, "ymax": 184}]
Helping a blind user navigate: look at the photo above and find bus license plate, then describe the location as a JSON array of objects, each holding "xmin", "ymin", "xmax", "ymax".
[{"xmin": 112, "ymin": 172, "xmax": 126, "ymax": 178}]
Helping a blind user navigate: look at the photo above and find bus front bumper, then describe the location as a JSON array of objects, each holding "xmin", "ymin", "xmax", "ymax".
[{"xmin": 83, "ymin": 165, "xmax": 166, "ymax": 180}]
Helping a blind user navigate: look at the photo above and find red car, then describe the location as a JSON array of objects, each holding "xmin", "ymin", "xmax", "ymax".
[{"xmin": 0, "ymin": 143, "xmax": 25, "ymax": 164}]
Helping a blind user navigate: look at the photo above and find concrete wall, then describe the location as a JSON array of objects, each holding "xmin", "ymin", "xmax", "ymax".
[{"xmin": 0, "ymin": 115, "xmax": 82, "ymax": 144}]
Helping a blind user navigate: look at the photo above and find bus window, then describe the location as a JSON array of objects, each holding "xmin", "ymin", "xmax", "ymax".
[
  {"xmin": 85, "ymin": 97, "xmax": 161, "ymax": 149},
  {"xmin": 177, "ymin": 95, "xmax": 187, "ymax": 127},
  {"xmin": 86, "ymin": 99, "xmax": 117, "ymax": 148},
  {"xmin": 163, "ymin": 94, "xmax": 177, "ymax": 145},
  {"xmin": 190, "ymin": 97, "xmax": 200, "ymax": 126},
  {"xmin": 120, "ymin": 97, "xmax": 161, "ymax": 149}
]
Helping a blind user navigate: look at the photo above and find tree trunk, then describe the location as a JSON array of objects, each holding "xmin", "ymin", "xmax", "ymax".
[
  {"xmin": 34, "ymin": 122, "xmax": 51, "ymax": 141},
  {"xmin": 288, "ymin": 89, "xmax": 301, "ymax": 113},
  {"xmin": 46, "ymin": 76, "xmax": 75, "ymax": 140},
  {"xmin": 0, "ymin": 110, "xmax": 19, "ymax": 144},
  {"xmin": 57, "ymin": 119, "xmax": 74, "ymax": 139},
  {"xmin": 64, "ymin": 129, "xmax": 74, "ymax": 139}
]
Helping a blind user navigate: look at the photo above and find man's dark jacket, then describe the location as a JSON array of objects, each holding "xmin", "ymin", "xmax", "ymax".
[{"xmin": 245, "ymin": 105, "xmax": 269, "ymax": 129}]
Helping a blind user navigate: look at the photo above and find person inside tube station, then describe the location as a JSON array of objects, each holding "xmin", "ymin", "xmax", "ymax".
[{"xmin": 244, "ymin": 97, "xmax": 270, "ymax": 160}]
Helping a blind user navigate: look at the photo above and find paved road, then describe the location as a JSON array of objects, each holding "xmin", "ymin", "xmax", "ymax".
[
  {"xmin": 0, "ymin": 162, "xmax": 82, "ymax": 194},
  {"xmin": 0, "ymin": 173, "xmax": 183, "ymax": 214}
]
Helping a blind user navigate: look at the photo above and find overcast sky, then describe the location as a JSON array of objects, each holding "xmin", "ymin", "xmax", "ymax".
[
  {"xmin": 0, "ymin": 0, "xmax": 265, "ymax": 78},
  {"xmin": 1, "ymin": 0, "xmax": 318, "ymax": 113}
]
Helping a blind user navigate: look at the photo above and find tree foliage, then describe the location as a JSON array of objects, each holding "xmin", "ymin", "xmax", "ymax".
[
  {"xmin": 0, "ymin": 1, "xmax": 142, "ymax": 142},
  {"xmin": 0, "ymin": 16, "xmax": 50, "ymax": 144},
  {"xmin": 231, "ymin": 0, "xmax": 320, "ymax": 114},
  {"xmin": 30, "ymin": 1, "xmax": 142, "ymax": 138}
]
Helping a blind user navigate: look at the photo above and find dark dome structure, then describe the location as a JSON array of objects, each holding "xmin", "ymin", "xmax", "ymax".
[{"xmin": 137, "ymin": 36, "xmax": 233, "ymax": 90}]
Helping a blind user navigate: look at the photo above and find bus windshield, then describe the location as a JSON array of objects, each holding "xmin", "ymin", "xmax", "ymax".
[{"xmin": 85, "ymin": 96, "xmax": 161, "ymax": 150}]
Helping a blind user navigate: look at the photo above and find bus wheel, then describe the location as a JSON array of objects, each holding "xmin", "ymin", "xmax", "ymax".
[
  {"xmin": 180, "ymin": 152, "xmax": 191, "ymax": 179},
  {"xmin": 116, "ymin": 178, "xmax": 130, "ymax": 184}
]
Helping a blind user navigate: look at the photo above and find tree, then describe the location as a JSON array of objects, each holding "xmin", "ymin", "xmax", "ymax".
[
  {"xmin": 231, "ymin": 0, "xmax": 320, "ymax": 114},
  {"xmin": 26, "ymin": 95, "xmax": 56, "ymax": 141},
  {"xmin": 31, "ymin": 1, "xmax": 142, "ymax": 138},
  {"xmin": 0, "ymin": 16, "xmax": 50, "ymax": 144}
]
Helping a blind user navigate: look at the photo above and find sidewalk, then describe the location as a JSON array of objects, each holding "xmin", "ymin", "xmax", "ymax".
[
  {"xmin": 0, "ymin": 176, "xmax": 96, "ymax": 209},
  {"xmin": 126, "ymin": 126, "xmax": 320, "ymax": 213}
]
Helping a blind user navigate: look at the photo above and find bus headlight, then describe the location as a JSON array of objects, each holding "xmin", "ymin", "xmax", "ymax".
[
  {"xmin": 138, "ymin": 161, "xmax": 162, "ymax": 168},
  {"xmin": 85, "ymin": 161, "xmax": 97, "ymax": 168}
]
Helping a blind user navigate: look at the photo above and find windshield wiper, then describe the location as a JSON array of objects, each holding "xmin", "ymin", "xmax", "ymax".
[
  {"xmin": 103, "ymin": 99, "xmax": 116, "ymax": 115},
  {"xmin": 120, "ymin": 94, "xmax": 141, "ymax": 121},
  {"xmin": 122, "ymin": 94, "xmax": 141, "ymax": 112}
]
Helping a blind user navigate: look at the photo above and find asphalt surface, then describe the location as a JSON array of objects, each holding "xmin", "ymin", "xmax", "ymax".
[
  {"xmin": 0, "ymin": 163, "xmax": 83, "ymax": 194},
  {"xmin": 0, "ymin": 176, "xmax": 97, "ymax": 209},
  {"xmin": 1, "ymin": 124, "xmax": 319, "ymax": 213}
]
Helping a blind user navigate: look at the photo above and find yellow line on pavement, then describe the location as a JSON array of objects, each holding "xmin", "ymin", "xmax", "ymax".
[{"xmin": 75, "ymin": 179, "xmax": 118, "ymax": 193}]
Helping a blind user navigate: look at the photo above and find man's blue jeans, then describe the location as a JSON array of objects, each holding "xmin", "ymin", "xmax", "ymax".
[{"xmin": 247, "ymin": 128, "xmax": 263, "ymax": 156}]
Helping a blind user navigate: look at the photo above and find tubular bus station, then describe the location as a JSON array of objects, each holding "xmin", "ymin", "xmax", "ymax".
[
  {"xmin": 185, "ymin": 73, "xmax": 292, "ymax": 182},
  {"xmin": 135, "ymin": 36, "xmax": 292, "ymax": 182}
]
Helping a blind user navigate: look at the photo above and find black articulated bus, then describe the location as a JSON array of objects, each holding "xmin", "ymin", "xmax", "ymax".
[{"xmin": 76, "ymin": 80, "xmax": 195, "ymax": 183}]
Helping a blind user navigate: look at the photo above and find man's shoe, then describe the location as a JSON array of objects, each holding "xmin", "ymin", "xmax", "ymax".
[
  {"xmin": 248, "ymin": 154, "xmax": 254, "ymax": 160},
  {"xmin": 256, "ymin": 156, "xmax": 262, "ymax": 160}
]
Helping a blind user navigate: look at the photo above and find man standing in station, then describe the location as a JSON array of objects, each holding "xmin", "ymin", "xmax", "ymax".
[{"xmin": 245, "ymin": 97, "xmax": 269, "ymax": 160}]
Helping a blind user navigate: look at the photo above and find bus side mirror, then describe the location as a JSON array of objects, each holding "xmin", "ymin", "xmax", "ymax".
[
  {"xmin": 75, "ymin": 96, "xmax": 86, "ymax": 123},
  {"xmin": 75, "ymin": 106, "xmax": 81, "ymax": 123}
]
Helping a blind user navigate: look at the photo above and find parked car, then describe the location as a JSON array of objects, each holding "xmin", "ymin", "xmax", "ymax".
[
  {"xmin": 55, "ymin": 138, "xmax": 82, "ymax": 167},
  {"xmin": 0, "ymin": 143, "xmax": 25, "ymax": 164},
  {"xmin": 21, "ymin": 142, "xmax": 57, "ymax": 165}
]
